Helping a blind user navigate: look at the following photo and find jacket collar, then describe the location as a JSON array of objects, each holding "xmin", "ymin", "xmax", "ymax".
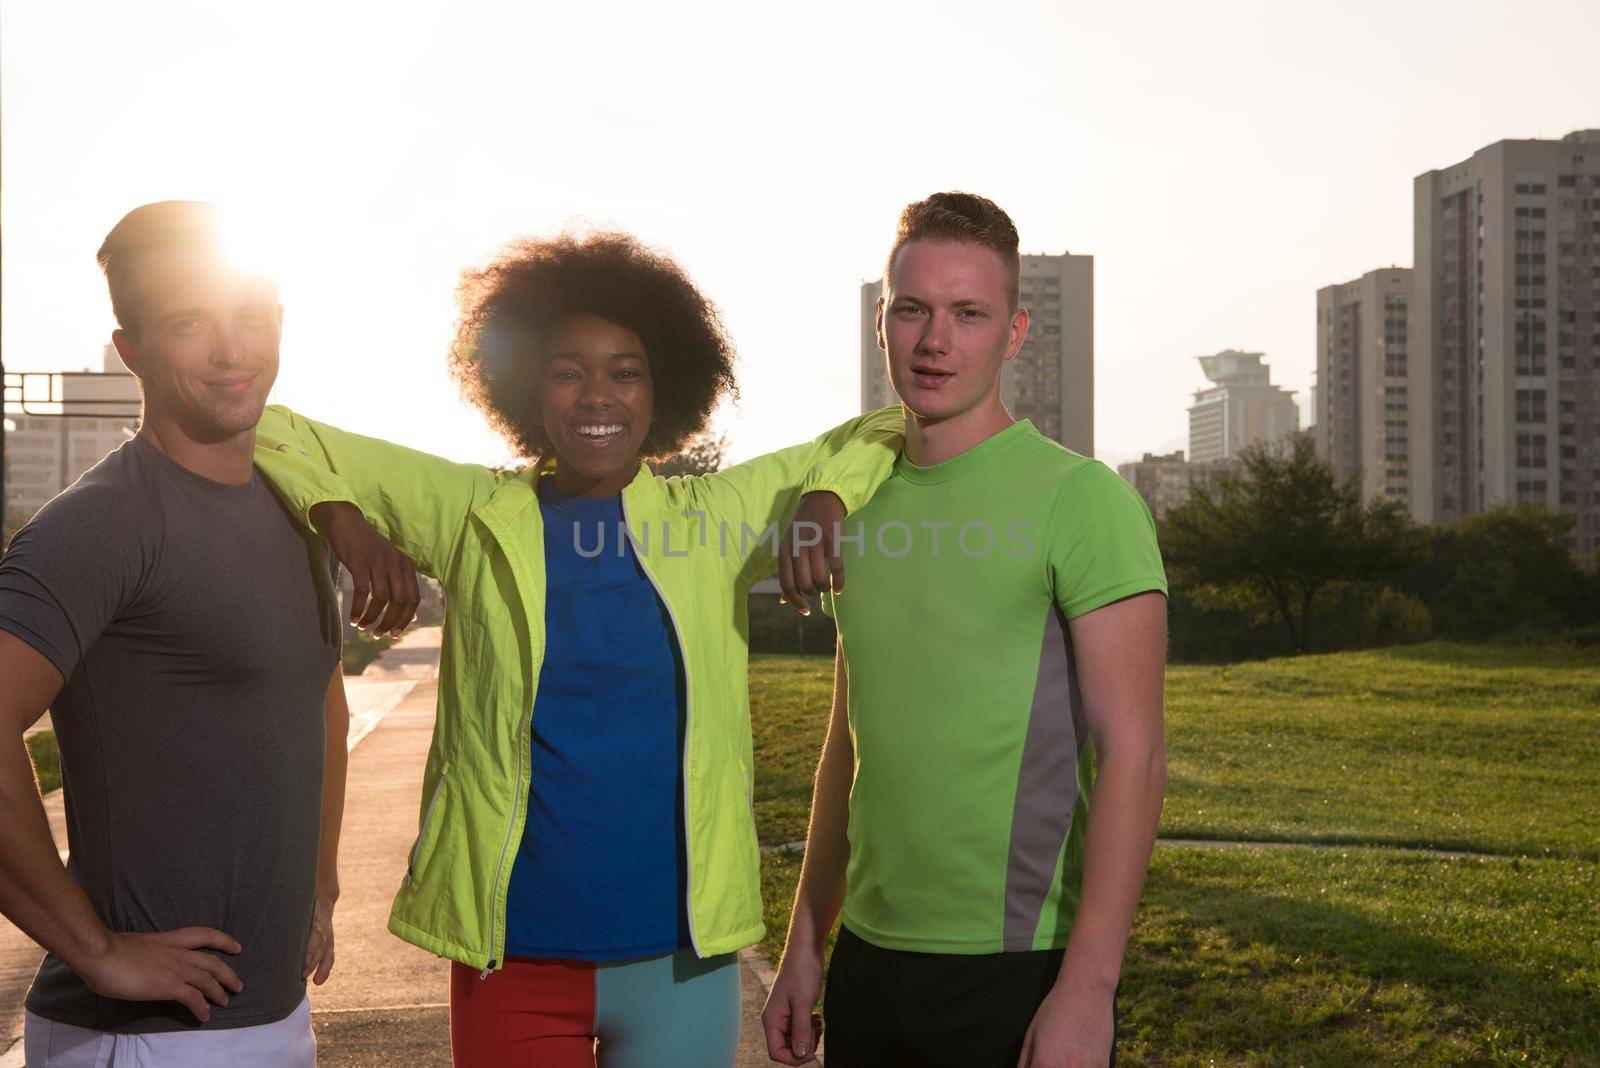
[{"xmin": 475, "ymin": 457, "xmax": 660, "ymax": 527}]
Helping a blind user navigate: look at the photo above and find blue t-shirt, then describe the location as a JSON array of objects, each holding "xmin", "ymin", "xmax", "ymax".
[{"xmin": 504, "ymin": 478, "xmax": 690, "ymax": 960}]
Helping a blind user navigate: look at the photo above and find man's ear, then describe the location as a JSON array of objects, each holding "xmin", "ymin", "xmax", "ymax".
[
  {"xmin": 875, "ymin": 296, "xmax": 887, "ymax": 352},
  {"xmin": 1003, "ymin": 306, "xmax": 1030, "ymax": 362},
  {"xmin": 110, "ymin": 329, "xmax": 142, "ymax": 378}
]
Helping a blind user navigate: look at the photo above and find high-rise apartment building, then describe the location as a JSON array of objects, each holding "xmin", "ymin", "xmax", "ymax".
[
  {"xmin": 1315, "ymin": 268, "xmax": 1413, "ymax": 506},
  {"xmin": 1413, "ymin": 129, "xmax": 1600, "ymax": 563},
  {"xmin": 1187, "ymin": 350, "xmax": 1299, "ymax": 463},
  {"xmin": 860, "ymin": 253, "xmax": 1095, "ymax": 454}
]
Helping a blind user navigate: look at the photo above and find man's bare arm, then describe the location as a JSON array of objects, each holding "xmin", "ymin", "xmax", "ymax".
[
  {"xmin": 1019, "ymin": 591, "xmax": 1167, "ymax": 1067},
  {"xmin": 304, "ymin": 667, "xmax": 349, "ymax": 985},
  {"xmin": 762, "ymin": 643, "xmax": 853, "ymax": 1065},
  {"xmin": 0, "ymin": 629, "xmax": 243, "ymax": 1023}
]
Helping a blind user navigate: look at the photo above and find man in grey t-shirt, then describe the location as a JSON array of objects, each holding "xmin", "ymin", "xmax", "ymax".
[{"xmin": 0, "ymin": 201, "xmax": 412, "ymax": 1065}]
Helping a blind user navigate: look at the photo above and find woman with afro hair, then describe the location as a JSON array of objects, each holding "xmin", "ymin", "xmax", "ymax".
[{"xmin": 253, "ymin": 230, "xmax": 901, "ymax": 1066}]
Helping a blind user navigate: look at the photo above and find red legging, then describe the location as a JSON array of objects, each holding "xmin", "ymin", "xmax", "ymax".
[{"xmin": 450, "ymin": 951, "xmax": 740, "ymax": 1068}]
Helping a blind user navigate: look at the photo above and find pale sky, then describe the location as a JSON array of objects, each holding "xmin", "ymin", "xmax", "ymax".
[{"xmin": 4, "ymin": 0, "xmax": 1597, "ymax": 469}]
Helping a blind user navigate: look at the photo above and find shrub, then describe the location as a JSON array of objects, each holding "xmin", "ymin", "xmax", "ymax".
[{"xmin": 747, "ymin": 593, "xmax": 837, "ymax": 655}]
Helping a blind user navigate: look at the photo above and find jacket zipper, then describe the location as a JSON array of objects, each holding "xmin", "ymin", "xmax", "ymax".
[
  {"xmin": 405, "ymin": 768, "xmax": 447, "ymax": 887},
  {"xmin": 481, "ymin": 510, "xmax": 541, "ymax": 980},
  {"xmin": 620, "ymin": 491, "xmax": 702, "ymax": 956},
  {"xmin": 480, "ymin": 711, "xmax": 529, "ymax": 979}
]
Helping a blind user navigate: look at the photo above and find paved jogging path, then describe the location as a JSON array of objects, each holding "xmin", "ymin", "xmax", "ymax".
[{"xmin": 1, "ymin": 627, "xmax": 780, "ymax": 1066}]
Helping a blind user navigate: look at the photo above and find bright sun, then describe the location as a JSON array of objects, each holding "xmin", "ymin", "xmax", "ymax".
[{"xmin": 217, "ymin": 203, "xmax": 290, "ymax": 281}]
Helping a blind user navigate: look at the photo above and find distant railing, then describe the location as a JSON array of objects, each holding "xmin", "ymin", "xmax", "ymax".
[{"xmin": 3, "ymin": 371, "xmax": 141, "ymax": 420}]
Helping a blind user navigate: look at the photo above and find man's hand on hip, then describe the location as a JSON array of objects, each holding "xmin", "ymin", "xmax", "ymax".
[{"xmin": 78, "ymin": 927, "xmax": 244, "ymax": 1024}]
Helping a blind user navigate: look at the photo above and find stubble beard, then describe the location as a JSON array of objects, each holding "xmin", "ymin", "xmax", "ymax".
[{"xmin": 163, "ymin": 387, "xmax": 269, "ymax": 445}]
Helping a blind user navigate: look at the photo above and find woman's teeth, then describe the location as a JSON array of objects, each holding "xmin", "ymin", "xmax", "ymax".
[{"xmin": 575, "ymin": 425, "xmax": 624, "ymax": 440}]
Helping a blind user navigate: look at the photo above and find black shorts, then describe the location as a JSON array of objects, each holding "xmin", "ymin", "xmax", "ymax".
[{"xmin": 821, "ymin": 926, "xmax": 1117, "ymax": 1068}]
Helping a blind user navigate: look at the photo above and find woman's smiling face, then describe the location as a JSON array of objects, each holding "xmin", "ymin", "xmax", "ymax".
[{"xmin": 539, "ymin": 311, "xmax": 655, "ymax": 497}]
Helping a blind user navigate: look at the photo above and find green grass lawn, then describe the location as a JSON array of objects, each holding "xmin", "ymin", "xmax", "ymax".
[
  {"xmin": 1122, "ymin": 847, "xmax": 1598, "ymax": 1065},
  {"xmin": 26, "ymin": 730, "xmax": 61, "ymax": 795},
  {"xmin": 748, "ymin": 642, "xmax": 1600, "ymax": 1064},
  {"xmin": 1162, "ymin": 643, "xmax": 1600, "ymax": 860},
  {"xmin": 749, "ymin": 655, "xmax": 841, "ymax": 847}
]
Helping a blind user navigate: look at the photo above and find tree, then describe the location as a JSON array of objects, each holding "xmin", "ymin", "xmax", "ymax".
[
  {"xmin": 652, "ymin": 433, "xmax": 728, "ymax": 478},
  {"xmin": 1160, "ymin": 432, "xmax": 1415, "ymax": 655},
  {"xmin": 1405, "ymin": 505, "xmax": 1600, "ymax": 639}
]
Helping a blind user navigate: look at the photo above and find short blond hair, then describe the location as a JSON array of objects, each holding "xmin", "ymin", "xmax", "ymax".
[{"xmin": 886, "ymin": 192, "xmax": 1020, "ymax": 309}]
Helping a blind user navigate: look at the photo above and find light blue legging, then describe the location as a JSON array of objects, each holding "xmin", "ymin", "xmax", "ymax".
[{"xmin": 595, "ymin": 949, "xmax": 741, "ymax": 1066}]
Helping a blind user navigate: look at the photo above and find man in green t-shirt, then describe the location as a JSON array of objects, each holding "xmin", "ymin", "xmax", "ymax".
[{"xmin": 762, "ymin": 193, "xmax": 1168, "ymax": 1068}]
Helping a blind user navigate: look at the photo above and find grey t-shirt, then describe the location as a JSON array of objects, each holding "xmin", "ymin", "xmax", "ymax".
[{"xmin": 0, "ymin": 436, "xmax": 340, "ymax": 1033}]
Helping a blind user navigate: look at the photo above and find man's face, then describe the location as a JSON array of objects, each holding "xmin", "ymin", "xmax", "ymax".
[
  {"xmin": 877, "ymin": 239, "xmax": 1027, "ymax": 423},
  {"xmin": 113, "ymin": 248, "xmax": 281, "ymax": 441}
]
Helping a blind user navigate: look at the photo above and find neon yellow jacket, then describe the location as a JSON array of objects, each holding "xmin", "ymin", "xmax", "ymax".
[{"xmin": 252, "ymin": 405, "xmax": 902, "ymax": 969}]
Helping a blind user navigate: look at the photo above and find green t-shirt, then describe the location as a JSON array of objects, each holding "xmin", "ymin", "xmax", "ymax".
[{"xmin": 825, "ymin": 419, "xmax": 1166, "ymax": 954}]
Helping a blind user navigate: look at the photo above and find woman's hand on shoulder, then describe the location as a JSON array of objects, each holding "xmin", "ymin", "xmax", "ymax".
[
  {"xmin": 311, "ymin": 502, "xmax": 421, "ymax": 637},
  {"xmin": 777, "ymin": 491, "xmax": 846, "ymax": 617}
]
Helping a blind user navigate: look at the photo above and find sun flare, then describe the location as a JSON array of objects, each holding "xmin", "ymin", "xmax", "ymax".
[{"xmin": 217, "ymin": 203, "xmax": 289, "ymax": 281}]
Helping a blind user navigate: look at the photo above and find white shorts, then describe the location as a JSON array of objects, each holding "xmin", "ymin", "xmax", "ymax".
[{"xmin": 24, "ymin": 996, "xmax": 315, "ymax": 1068}]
